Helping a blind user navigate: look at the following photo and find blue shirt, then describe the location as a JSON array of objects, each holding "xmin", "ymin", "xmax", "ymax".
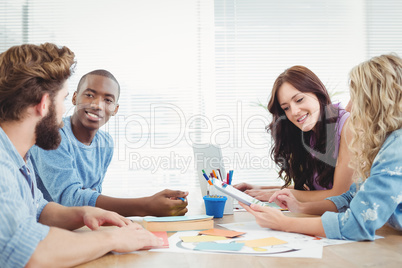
[
  {"xmin": 322, "ymin": 128, "xmax": 402, "ymax": 240},
  {"xmin": 0, "ymin": 127, "xmax": 49, "ymax": 268},
  {"xmin": 30, "ymin": 116, "xmax": 114, "ymax": 207}
]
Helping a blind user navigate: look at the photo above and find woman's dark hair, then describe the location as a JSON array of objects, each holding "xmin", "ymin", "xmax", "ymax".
[{"xmin": 267, "ymin": 66, "xmax": 340, "ymax": 190}]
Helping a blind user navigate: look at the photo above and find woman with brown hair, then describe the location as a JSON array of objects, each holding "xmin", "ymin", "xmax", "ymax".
[{"xmin": 235, "ymin": 66, "xmax": 354, "ymax": 202}]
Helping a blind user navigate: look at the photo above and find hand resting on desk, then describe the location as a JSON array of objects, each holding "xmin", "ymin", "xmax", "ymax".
[
  {"xmin": 82, "ymin": 206, "xmax": 133, "ymax": 230},
  {"xmin": 110, "ymin": 222, "xmax": 163, "ymax": 252}
]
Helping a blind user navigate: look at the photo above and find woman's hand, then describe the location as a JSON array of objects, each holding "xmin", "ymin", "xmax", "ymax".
[
  {"xmin": 239, "ymin": 202, "xmax": 287, "ymax": 230},
  {"xmin": 244, "ymin": 189, "xmax": 277, "ymax": 201},
  {"xmin": 269, "ymin": 189, "xmax": 303, "ymax": 213},
  {"xmin": 233, "ymin": 182, "xmax": 259, "ymax": 192}
]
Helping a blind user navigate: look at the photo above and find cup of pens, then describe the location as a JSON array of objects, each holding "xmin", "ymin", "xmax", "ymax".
[
  {"xmin": 200, "ymin": 169, "xmax": 234, "ymax": 216},
  {"xmin": 203, "ymin": 195, "xmax": 227, "ymax": 218}
]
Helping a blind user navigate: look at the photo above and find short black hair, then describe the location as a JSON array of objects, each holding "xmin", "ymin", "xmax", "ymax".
[{"xmin": 76, "ymin": 69, "xmax": 120, "ymax": 100}]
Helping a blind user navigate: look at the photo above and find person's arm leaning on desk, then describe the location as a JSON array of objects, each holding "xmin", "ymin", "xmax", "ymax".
[
  {"xmin": 29, "ymin": 202, "xmax": 163, "ymax": 267},
  {"xmin": 30, "ymin": 126, "xmax": 189, "ymax": 217}
]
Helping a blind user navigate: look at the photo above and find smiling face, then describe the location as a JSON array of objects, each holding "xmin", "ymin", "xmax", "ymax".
[
  {"xmin": 277, "ymin": 82, "xmax": 321, "ymax": 132},
  {"xmin": 71, "ymin": 74, "xmax": 119, "ymax": 132}
]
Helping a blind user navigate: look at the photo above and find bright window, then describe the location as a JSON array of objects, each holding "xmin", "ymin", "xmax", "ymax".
[{"xmin": 1, "ymin": 0, "xmax": 401, "ymax": 198}]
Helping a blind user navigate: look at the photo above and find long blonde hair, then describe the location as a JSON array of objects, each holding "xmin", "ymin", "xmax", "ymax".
[{"xmin": 348, "ymin": 54, "xmax": 402, "ymax": 181}]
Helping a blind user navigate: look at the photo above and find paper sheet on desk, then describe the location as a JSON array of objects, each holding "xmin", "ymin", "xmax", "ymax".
[
  {"xmin": 219, "ymin": 221, "xmax": 355, "ymax": 247},
  {"xmin": 150, "ymin": 221, "xmax": 359, "ymax": 258},
  {"xmin": 150, "ymin": 230, "xmax": 323, "ymax": 258}
]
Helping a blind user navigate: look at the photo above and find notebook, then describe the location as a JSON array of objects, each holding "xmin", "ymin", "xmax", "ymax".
[{"xmin": 192, "ymin": 143, "xmax": 233, "ymax": 214}]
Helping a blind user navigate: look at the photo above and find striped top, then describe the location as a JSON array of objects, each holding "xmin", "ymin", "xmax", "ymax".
[{"xmin": 0, "ymin": 126, "xmax": 49, "ymax": 268}]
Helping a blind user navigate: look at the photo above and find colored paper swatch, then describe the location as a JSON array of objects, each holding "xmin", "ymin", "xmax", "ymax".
[
  {"xmin": 239, "ymin": 237, "xmax": 287, "ymax": 247},
  {"xmin": 199, "ymin": 228, "xmax": 245, "ymax": 238},
  {"xmin": 194, "ymin": 242, "xmax": 245, "ymax": 251},
  {"xmin": 152, "ymin": 231, "xmax": 169, "ymax": 248},
  {"xmin": 180, "ymin": 235, "xmax": 227, "ymax": 243},
  {"xmin": 144, "ymin": 215, "xmax": 212, "ymax": 222}
]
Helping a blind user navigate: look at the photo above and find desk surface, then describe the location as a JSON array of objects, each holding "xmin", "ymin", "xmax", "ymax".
[{"xmin": 75, "ymin": 211, "xmax": 402, "ymax": 268}]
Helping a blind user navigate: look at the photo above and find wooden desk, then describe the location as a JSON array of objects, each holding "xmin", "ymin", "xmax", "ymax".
[{"xmin": 75, "ymin": 211, "xmax": 402, "ymax": 268}]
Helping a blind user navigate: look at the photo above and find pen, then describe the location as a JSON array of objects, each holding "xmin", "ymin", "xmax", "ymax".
[
  {"xmin": 202, "ymin": 170, "xmax": 213, "ymax": 185},
  {"xmin": 212, "ymin": 170, "xmax": 218, "ymax": 179},
  {"xmin": 218, "ymin": 171, "xmax": 224, "ymax": 181},
  {"xmin": 217, "ymin": 169, "xmax": 223, "ymax": 181},
  {"xmin": 178, "ymin": 197, "xmax": 185, "ymax": 202},
  {"xmin": 213, "ymin": 169, "xmax": 223, "ymax": 181}
]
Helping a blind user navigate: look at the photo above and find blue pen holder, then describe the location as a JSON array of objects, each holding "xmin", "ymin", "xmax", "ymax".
[{"xmin": 203, "ymin": 195, "xmax": 227, "ymax": 218}]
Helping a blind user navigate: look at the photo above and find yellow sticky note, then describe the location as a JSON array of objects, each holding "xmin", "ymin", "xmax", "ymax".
[
  {"xmin": 180, "ymin": 235, "xmax": 228, "ymax": 243},
  {"xmin": 239, "ymin": 237, "xmax": 287, "ymax": 247}
]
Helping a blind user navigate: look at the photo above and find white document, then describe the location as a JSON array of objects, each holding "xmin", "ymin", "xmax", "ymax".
[{"xmin": 151, "ymin": 224, "xmax": 323, "ymax": 258}]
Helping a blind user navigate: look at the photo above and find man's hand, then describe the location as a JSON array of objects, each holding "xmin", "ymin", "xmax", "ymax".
[
  {"xmin": 145, "ymin": 189, "xmax": 189, "ymax": 216},
  {"xmin": 111, "ymin": 223, "xmax": 163, "ymax": 252},
  {"xmin": 82, "ymin": 206, "xmax": 132, "ymax": 230}
]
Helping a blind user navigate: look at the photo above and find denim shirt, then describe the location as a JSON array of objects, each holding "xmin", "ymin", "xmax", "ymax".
[
  {"xmin": 0, "ymin": 127, "xmax": 49, "ymax": 268},
  {"xmin": 322, "ymin": 128, "xmax": 402, "ymax": 240},
  {"xmin": 30, "ymin": 116, "xmax": 114, "ymax": 207}
]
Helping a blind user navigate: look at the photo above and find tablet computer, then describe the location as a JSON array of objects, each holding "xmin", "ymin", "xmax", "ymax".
[
  {"xmin": 213, "ymin": 180, "xmax": 283, "ymax": 210},
  {"xmin": 213, "ymin": 180, "xmax": 267, "ymax": 206}
]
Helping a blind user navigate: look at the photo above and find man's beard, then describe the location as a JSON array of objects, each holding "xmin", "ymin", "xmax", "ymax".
[{"xmin": 35, "ymin": 104, "xmax": 63, "ymax": 150}]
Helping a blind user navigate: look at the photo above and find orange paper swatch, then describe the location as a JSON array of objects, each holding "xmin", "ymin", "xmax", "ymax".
[{"xmin": 199, "ymin": 228, "xmax": 245, "ymax": 238}]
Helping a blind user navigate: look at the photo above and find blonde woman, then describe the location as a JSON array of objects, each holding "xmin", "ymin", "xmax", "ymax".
[{"xmin": 241, "ymin": 54, "xmax": 402, "ymax": 240}]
